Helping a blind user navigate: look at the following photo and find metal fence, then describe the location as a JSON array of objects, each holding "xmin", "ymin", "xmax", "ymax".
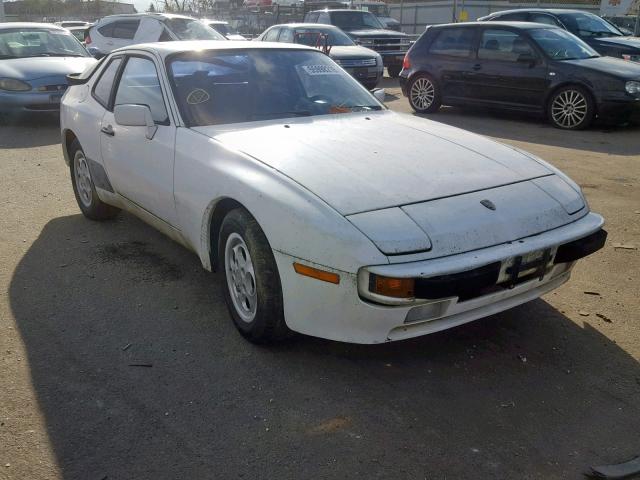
[{"xmin": 388, "ymin": 0, "xmax": 600, "ymax": 34}]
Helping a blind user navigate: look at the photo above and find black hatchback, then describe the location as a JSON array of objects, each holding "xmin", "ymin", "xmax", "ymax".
[{"xmin": 399, "ymin": 22, "xmax": 640, "ymax": 129}]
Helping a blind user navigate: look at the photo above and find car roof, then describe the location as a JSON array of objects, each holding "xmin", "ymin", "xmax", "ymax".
[
  {"xmin": 307, "ymin": 9, "xmax": 373, "ymax": 13},
  {"xmin": 432, "ymin": 21, "xmax": 559, "ymax": 30},
  {"xmin": 0, "ymin": 22, "xmax": 67, "ymax": 31},
  {"xmin": 113, "ymin": 40, "xmax": 316, "ymax": 58},
  {"xmin": 98, "ymin": 12, "xmax": 196, "ymax": 22},
  {"xmin": 488, "ymin": 8, "xmax": 591, "ymax": 17},
  {"xmin": 270, "ymin": 23, "xmax": 341, "ymax": 29}
]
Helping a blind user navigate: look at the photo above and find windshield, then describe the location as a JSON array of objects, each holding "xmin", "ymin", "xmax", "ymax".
[
  {"xmin": 557, "ymin": 12, "xmax": 623, "ymax": 37},
  {"xmin": 294, "ymin": 28, "xmax": 355, "ymax": 46},
  {"xmin": 164, "ymin": 18, "xmax": 226, "ymax": 41},
  {"xmin": 330, "ymin": 11, "xmax": 384, "ymax": 30},
  {"xmin": 530, "ymin": 28, "xmax": 599, "ymax": 60},
  {"xmin": 0, "ymin": 28, "xmax": 88, "ymax": 59},
  {"xmin": 167, "ymin": 49, "xmax": 382, "ymax": 126}
]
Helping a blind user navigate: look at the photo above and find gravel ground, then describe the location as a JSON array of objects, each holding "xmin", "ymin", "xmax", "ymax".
[{"xmin": 0, "ymin": 79, "xmax": 638, "ymax": 480}]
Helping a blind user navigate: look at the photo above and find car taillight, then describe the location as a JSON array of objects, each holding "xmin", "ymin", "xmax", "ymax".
[
  {"xmin": 402, "ymin": 53, "xmax": 410, "ymax": 70},
  {"xmin": 85, "ymin": 33, "xmax": 92, "ymax": 44}
]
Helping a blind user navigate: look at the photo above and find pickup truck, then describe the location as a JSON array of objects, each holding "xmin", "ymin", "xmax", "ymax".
[{"xmin": 303, "ymin": 9, "xmax": 410, "ymax": 76}]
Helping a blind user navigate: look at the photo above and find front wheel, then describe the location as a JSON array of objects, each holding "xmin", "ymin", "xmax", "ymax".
[
  {"xmin": 547, "ymin": 86, "xmax": 594, "ymax": 130},
  {"xmin": 219, "ymin": 208, "xmax": 290, "ymax": 343},
  {"xmin": 387, "ymin": 65, "xmax": 402, "ymax": 78},
  {"xmin": 408, "ymin": 73, "xmax": 441, "ymax": 114}
]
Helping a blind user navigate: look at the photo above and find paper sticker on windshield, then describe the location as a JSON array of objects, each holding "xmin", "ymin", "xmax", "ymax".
[
  {"xmin": 301, "ymin": 65, "xmax": 339, "ymax": 76},
  {"xmin": 187, "ymin": 88, "xmax": 210, "ymax": 105}
]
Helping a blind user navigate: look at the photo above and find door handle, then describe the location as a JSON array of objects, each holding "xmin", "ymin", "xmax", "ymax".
[
  {"xmin": 100, "ymin": 125, "xmax": 115, "ymax": 137},
  {"xmin": 472, "ymin": 64, "xmax": 482, "ymax": 71}
]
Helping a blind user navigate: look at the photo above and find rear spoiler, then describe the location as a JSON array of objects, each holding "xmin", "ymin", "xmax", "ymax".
[{"xmin": 66, "ymin": 73, "xmax": 88, "ymax": 86}]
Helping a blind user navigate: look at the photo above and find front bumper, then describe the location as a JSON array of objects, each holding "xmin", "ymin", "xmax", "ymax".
[
  {"xmin": 274, "ymin": 212, "xmax": 605, "ymax": 344},
  {"xmin": 0, "ymin": 90, "xmax": 65, "ymax": 113},
  {"xmin": 343, "ymin": 66, "xmax": 383, "ymax": 88},
  {"xmin": 597, "ymin": 95, "xmax": 640, "ymax": 121}
]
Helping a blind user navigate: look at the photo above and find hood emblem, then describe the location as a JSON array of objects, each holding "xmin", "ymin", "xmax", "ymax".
[{"xmin": 480, "ymin": 199, "xmax": 496, "ymax": 211}]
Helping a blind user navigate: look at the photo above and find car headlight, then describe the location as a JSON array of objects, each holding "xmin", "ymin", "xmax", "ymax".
[
  {"xmin": 0, "ymin": 78, "xmax": 32, "ymax": 92},
  {"xmin": 622, "ymin": 54, "xmax": 640, "ymax": 63},
  {"xmin": 625, "ymin": 80, "xmax": 640, "ymax": 95}
]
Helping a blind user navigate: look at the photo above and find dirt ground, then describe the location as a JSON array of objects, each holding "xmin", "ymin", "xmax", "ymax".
[{"xmin": 0, "ymin": 79, "xmax": 639, "ymax": 480}]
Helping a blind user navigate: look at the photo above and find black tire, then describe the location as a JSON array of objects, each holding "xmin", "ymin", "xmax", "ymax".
[
  {"xmin": 218, "ymin": 208, "xmax": 290, "ymax": 343},
  {"xmin": 547, "ymin": 85, "xmax": 595, "ymax": 130},
  {"xmin": 387, "ymin": 65, "xmax": 402, "ymax": 78},
  {"xmin": 407, "ymin": 73, "xmax": 442, "ymax": 114},
  {"xmin": 69, "ymin": 139, "xmax": 120, "ymax": 220}
]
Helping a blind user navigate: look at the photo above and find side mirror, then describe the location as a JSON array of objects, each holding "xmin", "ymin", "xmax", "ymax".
[
  {"xmin": 86, "ymin": 46, "xmax": 104, "ymax": 59},
  {"xmin": 114, "ymin": 104, "xmax": 158, "ymax": 140},
  {"xmin": 372, "ymin": 88, "xmax": 386, "ymax": 103},
  {"xmin": 517, "ymin": 53, "xmax": 538, "ymax": 67}
]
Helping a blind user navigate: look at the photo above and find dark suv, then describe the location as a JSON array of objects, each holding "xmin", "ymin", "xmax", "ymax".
[
  {"xmin": 399, "ymin": 22, "xmax": 640, "ymax": 129},
  {"xmin": 479, "ymin": 9, "xmax": 640, "ymax": 62},
  {"xmin": 303, "ymin": 9, "xmax": 410, "ymax": 76}
]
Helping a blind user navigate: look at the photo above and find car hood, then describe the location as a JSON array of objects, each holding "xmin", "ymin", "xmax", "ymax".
[
  {"xmin": 345, "ymin": 28, "xmax": 408, "ymax": 38},
  {"xmin": 329, "ymin": 45, "xmax": 379, "ymax": 59},
  {"xmin": 192, "ymin": 111, "xmax": 554, "ymax": 216},
  {"xmin": 590, "ymin": 35, "xmax": 640, "ymax": 52},
  {"xmin": 0, "ymin": 56, "xmax": 96, "ymax": 81},
  {"xmin": 563, "ymin": 55, "xmax": 640, "ymax": 79}
]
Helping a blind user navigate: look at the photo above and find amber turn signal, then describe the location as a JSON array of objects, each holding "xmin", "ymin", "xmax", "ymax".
[
  {"xmin": 370, "ymin": 274, "xmax": 415, "ymax": 299},
  {"xmin": 293, "ymin": 262, "xmax": 340, "ymax": 284}
]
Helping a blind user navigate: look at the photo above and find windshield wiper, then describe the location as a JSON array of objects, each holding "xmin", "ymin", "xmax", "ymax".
[
  {"xmin": 0, "ymin": 55, "xmax": 17, "ymax": 59},
  {"xmin": 345, "ymin": 105, "xmax": 383, "ymax": 111},
  {"xmin": 251, "ymin": 111, "xmax": 312, "ymax": 119}
]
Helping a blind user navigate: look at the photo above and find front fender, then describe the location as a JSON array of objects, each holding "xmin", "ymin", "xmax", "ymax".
[{"xmin": 174, "ymin": 128, "xmax": 388, "ymax": 274}]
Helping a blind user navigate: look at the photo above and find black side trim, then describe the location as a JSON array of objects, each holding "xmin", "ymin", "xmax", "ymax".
[
  {"xmin": 554, "ymin": 229, "xmax": 607, "ymax": 264},
  {"xmin": 86, "ymin": 157, "xmax": 114, "ymax": 193}
]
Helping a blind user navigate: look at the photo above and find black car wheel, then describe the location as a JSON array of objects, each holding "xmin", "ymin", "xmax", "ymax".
[
  {"xmin": 547, "ymin": 86, "xmax": 594, "ymax": 130},
  {"xmin": 387, "ymin": 65, "xmax": 402, "ymax": 78},
  {"xmin": 408, "ymin": 74, "xmax": 441, "ymax": 114}
]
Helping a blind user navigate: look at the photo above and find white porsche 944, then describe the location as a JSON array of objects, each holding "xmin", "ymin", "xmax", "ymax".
[{"xmin": 60, "ymin": 41, "xmax": 607, "ymax": 344}]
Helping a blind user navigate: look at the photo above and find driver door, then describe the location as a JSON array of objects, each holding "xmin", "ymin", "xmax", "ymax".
[{"xmin": 99, "ymin": 54, "xmax": 178, "ymax": 226}]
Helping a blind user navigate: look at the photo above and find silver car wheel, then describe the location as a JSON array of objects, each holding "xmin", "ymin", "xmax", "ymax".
[
  {"xmin": 74, "ymin": 150, "xmax": 93, "ymax": 208},
  {"xmin": 225, "ymin": 232, "xmax": 257, "ymax": 323},
  {"xmin": 551, "ymin": 89, "xmax": 588, "ymax": 128},
  {"xmin": 410, "ymin": 77, "xmax": 435, "ymax": 111}
]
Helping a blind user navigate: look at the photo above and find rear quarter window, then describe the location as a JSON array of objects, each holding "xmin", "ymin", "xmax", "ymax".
[
  {"xmin": 429, "ymin": 28, "xmax": 476, "ymax": 57},
  {"xmin": 111, "ymin": 20, "xmax": 140, "ymax": 39}
]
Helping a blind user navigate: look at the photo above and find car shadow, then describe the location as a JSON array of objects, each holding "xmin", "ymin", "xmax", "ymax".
[
  {"xmin": 415, "ymin": 107, "xmax": 640, "ymax": 156},
  {"xmin": 0, "ymin": 113, "xmax": 61, "ymax": 149},
  {"xmin": 9, "ymin": 214, "xmax": 640, "ymax": 479}
]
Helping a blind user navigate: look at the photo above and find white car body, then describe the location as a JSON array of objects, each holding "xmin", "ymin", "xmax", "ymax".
[
  {"xmin": 61, "ymin": 41, "xmax": 605, "ymax": 344},
  {"xmin": 85, "ymin": 13, "xmax": 225, "ymax": 55}
]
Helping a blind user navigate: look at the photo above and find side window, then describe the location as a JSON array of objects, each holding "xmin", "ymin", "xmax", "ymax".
[
  {"xmin": 110, "ymin": 20, "xmax": 140, "ymax": 40},
  {"xmin": 429, "ymin": 28, "xmax": 475, "ymax": 58},
  {"xmin": 93, "ymin": 57, "xmax": 122, "ymax": 108},
  {"xmin": 114, "ymin": 57, "xmax": 169, "ymax": 124},
  {"xmin": 279, "ymin": 28, "xmax": 294, "ymax": 43},
  {"xmin": 306, "ymin": 12, "xmax": 319, "ymax": 23},
  {"xmin": 97, "ymin": 23, "xmax": 114, "ymax": 37},
  {"xmin": 264, "ymin": 27, "xmax": 280, "ymax": 42},
  {"xmin": 529, "ymin": 13, "xmax": 560, "ymax": 26},
  {"xmin": 497, "ymin": 12, "xmax": 529, "ymax": 22},
  {"xmin": 478, "ymin": 29, "xmax": 536, "ymax": 62},
  {"xmin": 159, "ymin": 29, "xmax": 173, "ymax": 41}
]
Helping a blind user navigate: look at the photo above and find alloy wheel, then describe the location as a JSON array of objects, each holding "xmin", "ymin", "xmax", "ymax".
[
  {"xmin": 224, "ymin": 232, "xmax": 257, "ymax": 323},
  {"xmin": 410, "ymin": 77, "xmax": 435, "ymax": 111},
  {"xmin": 551, "ymin": 89, "xmax": 588, "ymax": 129},
  {"xmin": 74, "ymin": 150, "xmax": 93, "ymax": 208}
]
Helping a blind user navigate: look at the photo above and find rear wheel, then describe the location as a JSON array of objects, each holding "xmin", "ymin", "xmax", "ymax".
[
  {"xmin": 219, "ymin": 208, "xmax": 290, "ymax": 343},
  {"xmin": 408, "ymin": 74, "xmax": 441, "ymax": 114},
  {"xmin": 69, "ymin": 139, "xmax": 119, "ymax": 220},
  {"xmin": 547, "ymin": 86, "xmax": 594, "ymax": 130},
  {"xmin": 387, "ymin": 65, "xmax": 402, "ymax": 78}
]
